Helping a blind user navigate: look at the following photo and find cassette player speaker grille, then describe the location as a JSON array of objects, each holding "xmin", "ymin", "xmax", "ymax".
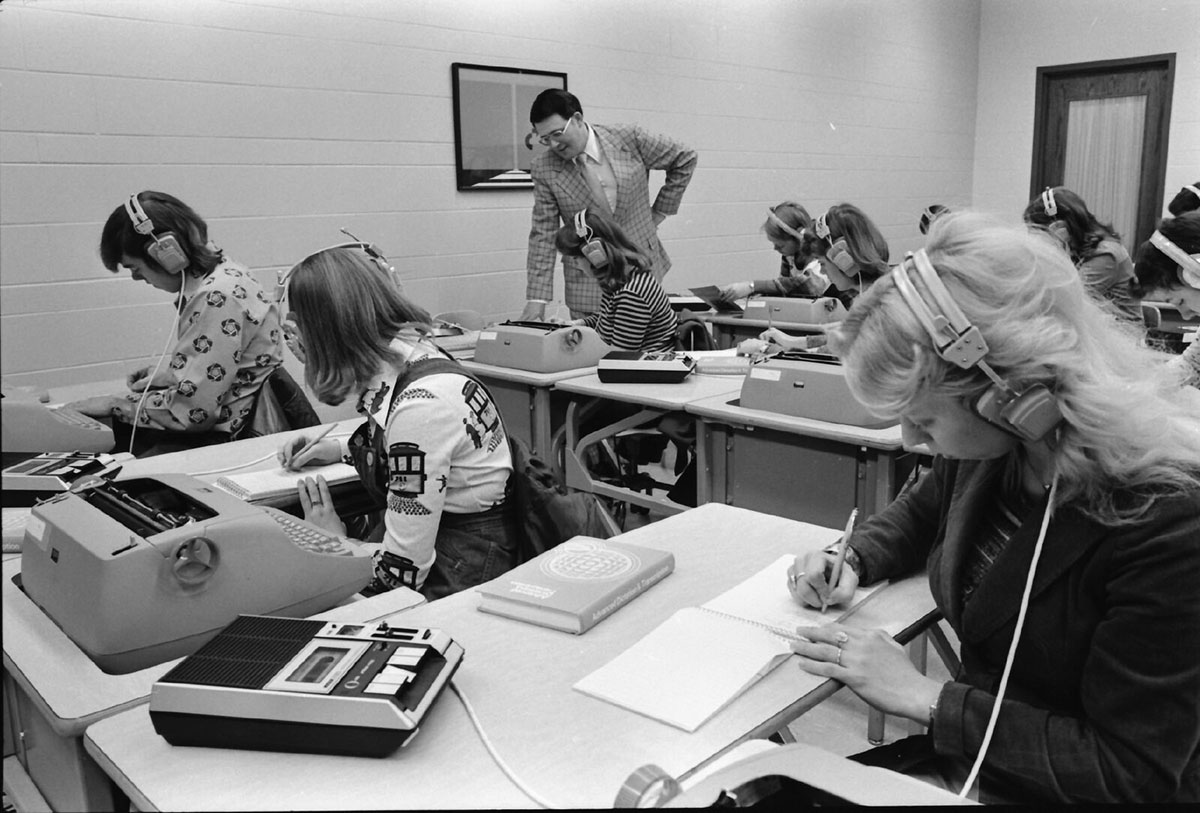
[{"xmin": 159, "ymin": 616, "xmax": 325, "ymax": 689}]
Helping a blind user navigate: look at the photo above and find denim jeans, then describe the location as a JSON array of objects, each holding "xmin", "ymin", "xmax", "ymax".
[{"xmin": 420, "ymin": 503, "xmax": 516, "ymax": 600}]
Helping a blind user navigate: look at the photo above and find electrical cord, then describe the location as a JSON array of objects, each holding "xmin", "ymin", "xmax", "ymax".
[
  {"xmin": 958, "ymin": 470, "xmax": 1060, "ymax": 798},
  {"xmin": 186, "ymin": 431, "xmax": 353, "ymax": 477},
  {"xmin": 128, "ymin": 303, "xmax": 184, "ymax": 455},
  {"xmin": 449, "ymin": 680, "xmax": 559, "ymax": 809}
]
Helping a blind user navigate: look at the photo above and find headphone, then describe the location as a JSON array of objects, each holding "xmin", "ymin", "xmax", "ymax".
[
  {"xmin": 1041, "ymin": 186, "xmax": 1058, "ymax": 217},
  {"xmin": 766, "ymin": 207, "xmax": 806, "ymax": 243},
  {"xmin": 124, "ymin": 194, "xmax": 190, "ymax": 274},
  {"xmin": 1149, "ymin": 229, "xmax": 1200, "ymax": 289},
  {"xmin": 919, "ymin": 205, "xmax": 945, "ymax": 235},
  {"xmin": 891, "ymin": 249, "xmax": 1063, "ymax": 442},
  {"xmin": 574, "ymin": 209, "xmax": 609, "ymax": 268},
  {"xmin": 276, "ymin": 229, "xmax": 399, "ymax": 303},
  {"xmin": 1183, "ymin": 184, "xmax": 1200, "ymax": 201},
  {"xmin": 812, "ymin": 210, "xmax": 859, "ymax": 275}
]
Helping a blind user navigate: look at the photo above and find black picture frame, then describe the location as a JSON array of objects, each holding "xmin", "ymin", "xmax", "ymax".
[{"xmin": 451, "ymin": 62, "xmax": 568, "ymax": 191}]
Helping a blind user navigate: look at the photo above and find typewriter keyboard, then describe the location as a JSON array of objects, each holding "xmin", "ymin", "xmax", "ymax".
[
  {"xmin": 51, "ymin": 406, "xmax": 108, "ymax": 429},
  {"xmin": 262, "ymin": 507, "xmax": 360, "ymax": 556}
]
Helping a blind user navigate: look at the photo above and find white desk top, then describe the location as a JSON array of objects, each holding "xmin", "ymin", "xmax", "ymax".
[
  {"xmin": 457, "ymin": 358, "xmax": 597, "ymax": 387},
  {"xmin": 704, "ymin": 314, "xmax": 826, "ymax": 333},
  {"xmin": 685, "ymin": 391, "xmax": 907, "ymax": 450},
  {"xmin": 554, "ymin": 372, "xmax": 745, "ymax": 410},
  {"xmin": 1, "ymin": 554, "xmax": 422, "ymax": 738},
  {"xmin": 83, "ymin": 504, "xmax": 935, "ymax": 810},
  {"xmin": 117, "ymin": 418, "xmax": 362, "ymax": 484}
]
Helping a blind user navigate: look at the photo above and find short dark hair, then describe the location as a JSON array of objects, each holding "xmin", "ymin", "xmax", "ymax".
[
  {"xmin": 1132, "ymin": 211, "xmax": 1200, "ymax": 296},
  {"xmin": 99, "ymin": 191, "xmax": 223, "ymax": 277},
  {"xmin": 530, "ymin": 88, "xmax": 582, "ymax": 124},
  {"xmin": 1167, "ymin": 182, "xmax": 1200, "ymax": 217}
]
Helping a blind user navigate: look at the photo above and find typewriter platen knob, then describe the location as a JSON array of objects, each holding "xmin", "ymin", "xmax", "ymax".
[{"xmin": 172, "ymin": 537, "xmax": 218, "ymax": 586}]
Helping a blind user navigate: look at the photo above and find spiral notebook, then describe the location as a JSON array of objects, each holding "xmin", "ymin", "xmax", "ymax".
[
  {"xmin": 573, "ymin": 554, "xmax": 886, "ymax": 731},
  {"xmin": 213, "ymin": 462, "xmax": 359, "ymax": 501}
]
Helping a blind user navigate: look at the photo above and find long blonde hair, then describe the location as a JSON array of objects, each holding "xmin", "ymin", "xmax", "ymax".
[{"xmin": 829, "ymin": 211, "xmax": 1200, "ymax": 524}]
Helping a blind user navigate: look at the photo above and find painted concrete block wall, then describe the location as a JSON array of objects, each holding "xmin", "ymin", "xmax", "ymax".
[
  {"xmin": 1, "ymin": 0, "xmax": 981, "ymax": 390},
  {"xmin": 971, "ymin": 0, "xmax": 1200, "ymax": 222}
]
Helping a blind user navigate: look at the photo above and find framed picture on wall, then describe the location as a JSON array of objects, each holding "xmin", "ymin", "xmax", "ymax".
[{"xmin": 451, "ymin": 63, "xmax": 568, "ymax": 191}]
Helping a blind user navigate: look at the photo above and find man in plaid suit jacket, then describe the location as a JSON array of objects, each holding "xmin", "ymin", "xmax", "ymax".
[{"xmin": 521, "ymin": 89, "xmax": 698, "ymax": 319}]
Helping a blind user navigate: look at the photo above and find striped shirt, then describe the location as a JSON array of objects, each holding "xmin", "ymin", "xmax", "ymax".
[
  {"xmin": 961, "ymin": 484, "xmax": 1039, "ymax": 604},
  {"xmin": 584, "ymin": 270, "xmax": 678, "ymax": 352}
]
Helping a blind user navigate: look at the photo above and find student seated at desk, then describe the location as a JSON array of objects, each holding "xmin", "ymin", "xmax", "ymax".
[
  {"xmin": 276, "ymin": 244, "xmax": 517, "ymax": 600},
  {"xmin": 748, "ymin": 203, "xmax": 890, "ymax": 355},
  {"xmin": 713, "ymin": 201, "xmax": 829, "ymax": 304},
  {"xmin": 1023, "ymin": 186, "xmax": 1141, "ymax": 325},
  {"xmin": 1131, "ymin": 211, "xmax": 1200, "ymax": 389},
  {"xmin": 555, "ymin": 208, "xmax": 678, "ymax": 352},
  {"xmin": 786, "ymin": 212, "xmax": 1200, "ymax": 803},
  {"xmin": 65, "ymin": 191, "xmax": 298, "ymax": 457}
]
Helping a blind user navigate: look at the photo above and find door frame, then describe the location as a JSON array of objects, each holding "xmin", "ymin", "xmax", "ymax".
[{"xmin": 1030, "ymin": 53, "xmax": 1175, "ymax": 248}]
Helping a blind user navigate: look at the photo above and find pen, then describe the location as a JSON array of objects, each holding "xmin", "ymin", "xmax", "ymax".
[
  {"xmin": 821, "ymin": 507, "xmax": 858, "ymax": 614},
  {"xmin": 285, "ymin": 425, "xmax": 334, "ymax": 470}
]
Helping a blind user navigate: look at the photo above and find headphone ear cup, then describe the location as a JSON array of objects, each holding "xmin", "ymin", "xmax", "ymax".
[
  {"xmin": 581, "ymin": 238, "xmax": 608, "ymax": 268},
  {"xmin": 973, "ymin": 383, "xmax": 1062, "ymax": 442},
  {"xmin": 146, "ymin": 232, "xmax": 190, "ymax": 274},
  {"xmin": 826, "ymin": 238, "xmax": 858, "ymax": 274}
]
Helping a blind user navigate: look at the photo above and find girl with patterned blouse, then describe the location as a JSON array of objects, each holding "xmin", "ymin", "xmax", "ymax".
[{"xmin": 68, "ymin": 191, "xmax": 284, "ymax": 456}]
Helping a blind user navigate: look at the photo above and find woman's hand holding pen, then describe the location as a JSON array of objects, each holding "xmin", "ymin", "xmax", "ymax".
[
  {"xmin": 787, "ymin": 549, "xmax": 859, "ymax": 610},
  {"xmin": 277, "ymin": 432, "xmax": 340, "ymax": 471}
]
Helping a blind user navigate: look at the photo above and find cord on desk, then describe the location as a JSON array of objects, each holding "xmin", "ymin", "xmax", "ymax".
[
  {"xmin": 187, "ymin": 431, "xmax": 353, "ymax": 477},
  {"xmin": 449, "ymin": 680, "xmax": 559, "ymax": 809}
]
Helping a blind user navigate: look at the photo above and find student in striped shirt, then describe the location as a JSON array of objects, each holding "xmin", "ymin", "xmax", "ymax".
[{"xmin": 555, "ymin": 209, "xmax": 678, "ymax": 353}]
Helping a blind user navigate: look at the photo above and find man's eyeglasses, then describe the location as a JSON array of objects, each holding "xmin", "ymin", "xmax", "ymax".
[{"xmin": 526, "ymin": 115, "xmax": 575, "ymax": 149}]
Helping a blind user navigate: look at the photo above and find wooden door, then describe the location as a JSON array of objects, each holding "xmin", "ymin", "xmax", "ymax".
[{"xmin": 1031, "ymin": 54, "xmax": 1175, "ymax": 251}]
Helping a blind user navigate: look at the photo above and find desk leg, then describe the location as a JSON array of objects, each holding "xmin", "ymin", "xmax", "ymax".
[{"xmin": 530, "ymin": 386, "xmax": 552, "ymax": 460}]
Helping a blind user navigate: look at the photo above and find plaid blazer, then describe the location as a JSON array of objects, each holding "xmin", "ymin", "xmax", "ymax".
[{"xmin": 525, "ymin": 123, "xmax": 697, "ymax": 316}]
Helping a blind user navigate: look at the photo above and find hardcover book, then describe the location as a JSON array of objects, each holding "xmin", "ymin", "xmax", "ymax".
[
  {"xmin": 573, "ymin": 554, "xmax": 886, "ymax": 731},
  {"xmin": 476, "ymin": 537, "xmax": 675, "ymax": 634}
]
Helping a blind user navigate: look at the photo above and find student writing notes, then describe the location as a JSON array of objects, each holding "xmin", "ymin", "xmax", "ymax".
[
  {"xmin": 1131, "ymin": 211, "xmax": 1200, "ymax": 389},
  {"xmin": 276, "ymin": 243, "xmax": 517, "ymax": 600},
  {"xmin": 789, "ymin": 212, "xmax": 1200, "ymax": 803},
  {"xmin": 66, "ymin": 191, "xmax": 290, "ymax": 457}
]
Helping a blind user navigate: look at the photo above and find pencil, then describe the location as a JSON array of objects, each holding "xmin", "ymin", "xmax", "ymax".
[
  {"xmin": 821, "ymin": 507, "xmax": 858, "ymax": 614},
  {"xmin": 285, "ymin": 424, "xmax": 334, "ymax": 470}
]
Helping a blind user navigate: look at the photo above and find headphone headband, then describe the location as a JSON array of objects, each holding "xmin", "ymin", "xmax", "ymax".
[
  {"xmin": 277, "ymin": 234, "xmax": 397, "ymax": 302},
  {"xmin": 1149, "ymin": 230, "xmax": 1200, "ymax": 288},
  {"xmin": 892, "ymin": 250, "xmax": 991, "ymax": 371},
  {"xmin": 766, "ymin": 208, "xmax": 806, "ymax": 243},
  {"xmin": 1041, "ymin": 187, "xmax": 1058, "ymax": 217},
  {"xmin": 1183, "ymin": 184, "xmax": 1200, "ymax": 200},
  {"xmin": 124, "ymin": 194, "xmax": 157, "ymax": 236},
  {"xmin": 574, "ymin": 209, "xmax": 592, "ymax": 241},
  {"xmin": 813, "ymin": 211, "xmax": 831, "ymax": 241}
]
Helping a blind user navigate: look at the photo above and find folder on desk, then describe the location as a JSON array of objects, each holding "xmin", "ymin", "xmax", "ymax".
[{"xmin": 688, "ymin": 286, "xmax": 743, "ymax": 314}]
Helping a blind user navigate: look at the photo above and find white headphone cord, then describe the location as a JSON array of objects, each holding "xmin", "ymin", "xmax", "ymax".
[
  {"xmin": 186, "ymin": 431, "xmax": 353, "ymax": 477},
  {"xmin": 958, "ymin": 469, "xmax": 1060, "ymax": 798},
  {"xmin": 128, "ymin": 301, "xmax": 184, "ymax": 455},
  {"xmin": 449, "ymin": 680, "xmax": 559, "ymax": 809}
]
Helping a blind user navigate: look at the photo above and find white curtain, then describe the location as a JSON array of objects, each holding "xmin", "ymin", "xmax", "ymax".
[{"xmin": 1063, "ymin": 95, "xmax": 1146, "ymax": 252}]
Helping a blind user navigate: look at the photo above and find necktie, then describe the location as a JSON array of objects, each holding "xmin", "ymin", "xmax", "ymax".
[{"xmin": 577, "ymin": 155, "xmax": 614, "ymax": 217}]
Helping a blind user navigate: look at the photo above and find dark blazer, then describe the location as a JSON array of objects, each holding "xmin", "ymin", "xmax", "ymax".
[{"xmin": 850, "ymin": 456, "xmax": 1200, "ymax": 803}]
